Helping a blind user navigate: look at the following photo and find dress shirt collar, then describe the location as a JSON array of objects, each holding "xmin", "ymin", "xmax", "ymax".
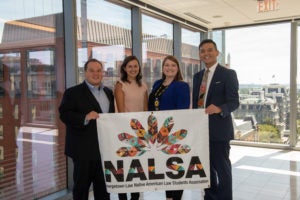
[
  {"xmin": 85, "ymin": 80, "xmax": 104, "ymax": 91},
  {"xmin": 205, "ymin": 62, "xmax": 218, "ymax": 74}
]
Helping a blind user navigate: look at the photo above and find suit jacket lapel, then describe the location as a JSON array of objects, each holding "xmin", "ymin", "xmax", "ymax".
[
  {"xmin": 82, "ymin": 82, "xmax": 102, "ymax": 113},
  {"xmin": 206, "ymin": 65, "xmax": 221, "ymax": 104}
]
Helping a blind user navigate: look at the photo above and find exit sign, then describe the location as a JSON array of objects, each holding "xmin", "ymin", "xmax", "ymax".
[{"xmin": 257, "ymin": 0, "xmax": 279, "ymax": 12}]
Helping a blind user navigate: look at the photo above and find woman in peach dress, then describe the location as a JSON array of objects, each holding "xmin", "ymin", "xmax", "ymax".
[{"xmin": 114, "ymin": 55, "xmax": 148, "ymax": 200}]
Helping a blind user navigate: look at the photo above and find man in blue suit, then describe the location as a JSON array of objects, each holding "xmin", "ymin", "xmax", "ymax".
[
  {"xmin": 192, "ymin": 39, "xmax": 239, "ymax": 200},
  {"xmin": 59, "ymin": 59, "xmax": 115, "ymax": 200}
]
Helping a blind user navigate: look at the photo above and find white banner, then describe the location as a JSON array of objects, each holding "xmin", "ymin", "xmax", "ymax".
[{"xmin": 97, "ymin": 109, "xmax": 210, "ymax": 193}]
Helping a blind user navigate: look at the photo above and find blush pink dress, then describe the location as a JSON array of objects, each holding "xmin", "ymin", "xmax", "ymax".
[{"xmin": 117, "ymin": 80, "xmax": 148, "ymax": 112}]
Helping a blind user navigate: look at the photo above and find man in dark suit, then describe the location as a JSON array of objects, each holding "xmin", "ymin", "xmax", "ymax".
[
  {"xmin": 192, "ymin": 39, "xmax": 239, "ymax": 200},
  {"xmin": 59, "ymin": 58, "xmax": 114, "ymax": 200}
]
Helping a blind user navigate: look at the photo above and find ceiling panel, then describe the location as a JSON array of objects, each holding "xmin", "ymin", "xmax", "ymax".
[{"xmin": 137, "ymin": 0, "xmax": 300, "ymax": 30}]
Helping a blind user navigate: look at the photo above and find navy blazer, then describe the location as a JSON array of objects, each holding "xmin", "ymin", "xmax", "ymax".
[
  {"xmin": 148, "ymin": 79, "xmax": 190, "ymax": 111},
  {"xmin": 192, "ymin": 65, "xmax": 239, "ymax": 141},
  {"xmin": 59, "ymin": 81, "xmax": 115, "ymax": 160}
]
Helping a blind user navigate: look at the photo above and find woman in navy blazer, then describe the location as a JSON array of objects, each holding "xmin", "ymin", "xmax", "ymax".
[
  {"xmin": 192, "ymin": 39, "xmax": 239, "ymax": 200},
  {"xmin": 148, "ymin": 55, "xmax": 190, "ymax": 200}
]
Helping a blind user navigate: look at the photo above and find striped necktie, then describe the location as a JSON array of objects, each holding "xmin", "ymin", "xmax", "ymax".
[{"xmin": 198, "ymin": 69, "xmax": 209, "ymax": 108}]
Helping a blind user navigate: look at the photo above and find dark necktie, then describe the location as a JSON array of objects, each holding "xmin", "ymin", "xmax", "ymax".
[{"xmin": 198, "ymin": 69, "xmax": 209, "ymax": 108}]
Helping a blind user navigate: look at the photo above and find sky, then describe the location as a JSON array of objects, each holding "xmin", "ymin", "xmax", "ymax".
[{"xmin": 225, "ymin": 23, "xmax": 299, "ymax": 85}]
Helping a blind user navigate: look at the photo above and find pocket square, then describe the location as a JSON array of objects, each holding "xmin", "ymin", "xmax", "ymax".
[{"xmin": 215, "ymin": 81, "xmax": 221, "ymax": 84}]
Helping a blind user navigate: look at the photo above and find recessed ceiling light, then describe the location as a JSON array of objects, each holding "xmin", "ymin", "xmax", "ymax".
[{"xmin": 212, "ymin": 15, "xmax": 222, "ymax": 18}]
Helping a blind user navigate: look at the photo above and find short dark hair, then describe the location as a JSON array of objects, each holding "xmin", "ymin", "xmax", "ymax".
[
  {"xmin": 120, "ymin": 55, "xmax": 142, "ymax": 86},
  {"xmin": 199, "ymin": 39, "xmax": 218, "ymax": 50},
  {"xmin": 84, "ymin": 58, "xmax": 103, "ymax": 71}
]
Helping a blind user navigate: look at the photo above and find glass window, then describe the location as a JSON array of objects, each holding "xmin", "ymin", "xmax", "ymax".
[
  {"xmin": 181, "ymin": 27, "xmax": 201, "ymax": 87},
  {"xmin": 217, "ymin": 23, "xmax": 291, "ymax": 145},
  {"xmin": 297, "ymin": 21, "xmax": 300, "ymax": 147},
  {"xmin": 0, "ymin": 1, "xmax": 65, "ymax": 199},
  {"xmin": 142, "ymin": 14, "xmax": 173, "ymax": 88},
  {"xmin": 76, "ymin": 0, "xmax": 132, "ymax": 89},
  {"xmin": 26, "ymin": 49, "xmax": 57, "ymax": 124}
]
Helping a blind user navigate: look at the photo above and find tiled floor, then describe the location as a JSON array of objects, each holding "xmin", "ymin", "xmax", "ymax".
[
  {"xmin": 231, "ymin": 145, "xmax": 300, "ymax": 200},
  {"xmin": 99, "ymin": 145, "xmax": 300, "ymax": 200}
]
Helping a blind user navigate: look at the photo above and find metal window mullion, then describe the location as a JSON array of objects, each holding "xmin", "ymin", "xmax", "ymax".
[{"xmin": 290, "ymin": 21, "xmax": 298, "ymax": 148}]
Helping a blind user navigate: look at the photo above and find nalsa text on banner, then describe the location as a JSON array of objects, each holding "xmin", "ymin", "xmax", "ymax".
[{"xmin": 104, "ymin": 156, "xmax": 207, "ymax": 182}]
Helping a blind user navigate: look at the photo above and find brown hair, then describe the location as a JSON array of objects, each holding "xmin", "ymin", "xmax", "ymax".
[
  {"xmin": 161, "ymin": 55, "xmax": 183, "ymax": 81},
  {"xmin": 120, "ymin": 55, "xmax": 142, "ymax": 86}
]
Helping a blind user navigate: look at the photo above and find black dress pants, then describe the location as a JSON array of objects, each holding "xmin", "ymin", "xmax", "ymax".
[
  {"xmin": 166, "ymin": 190, "xmax": 183, "ymax": 200},
  {"xmin": 72, "ymin": 159, "xmax": 110, "ymax": 200},
  {"xmin": 204, "ymin": 141, "xmax": 232, "ymax": 200},
  {"xmin": 118, "ymin": 192, "xmax": 140, "ymax": 200}
]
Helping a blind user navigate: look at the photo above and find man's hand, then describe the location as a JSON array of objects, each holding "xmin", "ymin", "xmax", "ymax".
[
  {"xmin": 205, "ymin": 104, "xmax": 221, "ymax": 115},
  {"xmin": 85, "ymin": 111, "xmax": 99, "ymax": 121}
]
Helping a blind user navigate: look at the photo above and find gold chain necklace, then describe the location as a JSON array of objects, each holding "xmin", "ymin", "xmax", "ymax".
[{"xmin": 154, "ymin": 84, "xmax": 168, "ymax": 111}]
